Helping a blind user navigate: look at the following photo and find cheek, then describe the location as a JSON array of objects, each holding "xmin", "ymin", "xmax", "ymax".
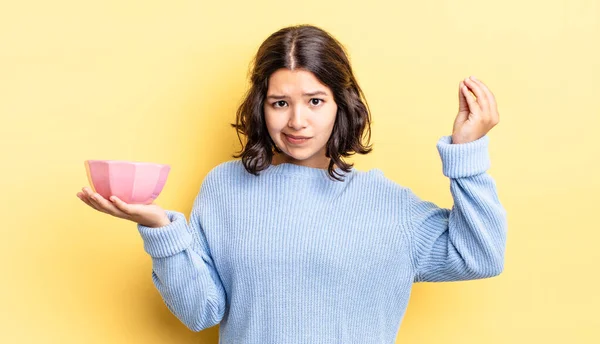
[
  {"xmin": 319, "ymin": 106, "xmax": 338, "ymax": 132},
  {"xmin": 263, "ymin": 111, "xmax": 276, "ymax": 129},
  {"xmin": 264, "ymin": 112, "xmax": 284, "ymax": 138}
]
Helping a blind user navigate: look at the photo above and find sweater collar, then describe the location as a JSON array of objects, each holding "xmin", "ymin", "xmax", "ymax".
[{"xmin": 263, "ymin": 162, "xmax": 354, "ymax": 181}]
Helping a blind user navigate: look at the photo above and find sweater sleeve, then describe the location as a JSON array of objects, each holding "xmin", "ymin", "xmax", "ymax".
[
  {"xmin": 408, "ymin": 134, "xmax": 507, "ymax": 283},
  {"xmin": 136, "ymin": 177, "xmax": 226, "ymax": 331}
]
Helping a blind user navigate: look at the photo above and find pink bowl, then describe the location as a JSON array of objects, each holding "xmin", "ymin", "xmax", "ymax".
[{"xmin": 84, "ymin": 160, "xmax": 171, "ymax": 204}]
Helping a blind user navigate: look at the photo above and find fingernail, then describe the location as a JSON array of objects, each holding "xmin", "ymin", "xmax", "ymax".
[
  {"xmin": 110, "ymin": 197, "xmax": 115, "ymax": 202},
  {"xmin": 470, "ymin": 75, "xmax": 477, "ymax": 81}
]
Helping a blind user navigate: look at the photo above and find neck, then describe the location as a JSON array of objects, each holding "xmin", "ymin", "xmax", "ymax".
[{"xmin": 272, "ymin": 152, "xmax": 333, "ymax": 170}]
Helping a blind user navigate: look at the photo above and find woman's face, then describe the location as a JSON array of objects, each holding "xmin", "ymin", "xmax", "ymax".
[{"xmin": 263, "ymin": 68, "xmax": 338, "ymax": 169}]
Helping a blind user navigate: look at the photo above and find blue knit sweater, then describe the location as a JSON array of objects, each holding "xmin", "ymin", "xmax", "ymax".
[{"xmin": 137, "ymin": 134, "xmax": 507, "ymax": 344}]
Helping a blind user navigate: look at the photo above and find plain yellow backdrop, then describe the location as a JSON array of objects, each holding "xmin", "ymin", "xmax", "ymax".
[{"xmin": 1, "ymin": 0, "xmax": 598, "ymax": 343}]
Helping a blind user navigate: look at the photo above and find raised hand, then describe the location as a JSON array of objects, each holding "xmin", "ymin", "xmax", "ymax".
[{"xmin": 452, "ymin": 76, "xmax": 500, "ymax": 144}]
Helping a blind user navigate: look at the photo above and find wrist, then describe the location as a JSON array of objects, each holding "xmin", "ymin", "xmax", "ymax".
[
  {"xmin": 142, "ymin": 214, "xmax": 171, "ymax": 228},
  {"xmin": 153, "ymin": 219, "xmax": 172, "ymax": 228}
]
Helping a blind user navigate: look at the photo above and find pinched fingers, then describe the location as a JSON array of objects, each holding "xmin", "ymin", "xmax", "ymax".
[
  {"xmin": 470, "ymin": 77, "xmax": 499, "ymax": 123},
  {"xmin": 464, "ymin": 76, "xmax": 489, "ymax": 113},
  {"xmin": 467, "ymin": 76, "xmax": 499, "ymax": 125},
  {"xmin": 471, "ymin": 77, "xmax": 497, "ymax": 108},
  {"xmin": 460, "ymin": 80, "xmax": 480, "ymax": 115}
]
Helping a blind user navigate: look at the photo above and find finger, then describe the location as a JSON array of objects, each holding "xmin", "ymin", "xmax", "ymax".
[
  {"xmin": 469, "ymin": 77, "xmax": 499, "ymax": 126},
  {"xmin": 88, "ymin": 193, "xmax": 110, "ymax": 213},
  {"xmin": 458, "ymin": 81, "xmax": 469, "ymax": 112},
  {"xmin": 470, "ymin": 77, "xmax": 499, "ymax": 118},
  {"xmin": 109, "ymin": 196, "xmax": 137, "ymax": 216},
  {"xmin": 77, "ymin": 192, "xmax": 100, "ymax": 211},
  {"xmin": 461, "ymin": 84, "xmax": 480, "ymax": 115},
  {"xmin": 94, "ymin": 193, "xmax": 131, "ymax": 217},
  {"xmin": 81, "ymin": 187, "xmax": 103, "ymax": 211},
  {"xmin": 464, "ymin": 77, "xmax": 488, "ymax": 113},
  {"xmin": 82, "ymin": 187, "xmax": 96, "ymax": 199}
]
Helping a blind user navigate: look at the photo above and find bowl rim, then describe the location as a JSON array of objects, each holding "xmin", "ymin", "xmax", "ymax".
[{"xmin": 85, "ymin": 159, "xmax": 170, "ymax": 167}]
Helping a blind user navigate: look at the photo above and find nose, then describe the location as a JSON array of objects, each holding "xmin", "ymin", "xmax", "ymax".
[{"xmin": 288, "ymin": 105, "xmax": 307, "ymax": 130}]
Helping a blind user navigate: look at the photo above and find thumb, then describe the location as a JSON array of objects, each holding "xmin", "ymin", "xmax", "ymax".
[{"xmin": 458, "ymin": 81, "xmax": 469, "ymax": 113}]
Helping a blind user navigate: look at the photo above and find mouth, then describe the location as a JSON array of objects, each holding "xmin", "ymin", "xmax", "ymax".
[{"xmin": 284, "ymin": 133, "xmax": 311, "ymax": 144}]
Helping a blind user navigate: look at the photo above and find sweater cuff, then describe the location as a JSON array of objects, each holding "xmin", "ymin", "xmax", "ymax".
[
  {"xmin": 137, "ymin": 210, "xmax": 194, "ymax": 258},
  {"xmin": 436, "ymin": 134, "xmax": 491, "ymax": 178}
]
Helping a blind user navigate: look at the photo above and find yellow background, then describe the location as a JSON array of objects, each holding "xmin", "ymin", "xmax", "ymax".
[{"xmin": 1, "ymin": 0, "xmax": 598, "ymax": 343}]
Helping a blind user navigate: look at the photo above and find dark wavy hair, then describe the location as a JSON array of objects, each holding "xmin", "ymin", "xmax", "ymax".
[{"xmin": 230, "ymin": 24, "xmax": 373, "ymax": 181}]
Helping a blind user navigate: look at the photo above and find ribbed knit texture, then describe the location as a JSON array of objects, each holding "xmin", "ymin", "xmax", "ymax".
[{"xmin": 137, "ymin": 134, "xmax": 507, "ymax": 344}]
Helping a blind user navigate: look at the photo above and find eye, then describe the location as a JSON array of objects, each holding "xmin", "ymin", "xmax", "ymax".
[
  {"xmin": 310, "ymin": 98, "xmax": 324, "ymax": 106},
  {"xmin": 272, "ymin": 100, "xmax": 287, "ymax": 108}
]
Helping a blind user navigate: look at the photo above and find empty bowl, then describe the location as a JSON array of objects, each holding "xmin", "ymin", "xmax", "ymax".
[{"xmin": 84, "ymin": 160, "xmax": 171, "ymax": 204}]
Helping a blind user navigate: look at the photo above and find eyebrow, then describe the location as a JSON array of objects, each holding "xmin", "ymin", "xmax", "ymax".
[{"xmin": 266, "ymin": 91, "xmax": 329, "ymax": 100}]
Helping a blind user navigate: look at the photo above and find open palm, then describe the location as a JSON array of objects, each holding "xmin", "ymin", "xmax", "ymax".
[{"xmin": 76, "ymin": 187, "xmax": 170, "ymax": 228}]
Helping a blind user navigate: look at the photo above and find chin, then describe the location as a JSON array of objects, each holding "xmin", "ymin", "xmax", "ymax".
[
  {"xmin": 279, "ymin": 149, "xmax": 313, "ymax": 161},
  {"xmin": 286, "ymin": 153, "xmax": 312, "ymax": 161}
]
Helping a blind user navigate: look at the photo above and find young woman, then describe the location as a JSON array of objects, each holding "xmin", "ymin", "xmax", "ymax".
[{"xmin": 77, "ymin": 24, "xmax": 506, "ymax": 344}]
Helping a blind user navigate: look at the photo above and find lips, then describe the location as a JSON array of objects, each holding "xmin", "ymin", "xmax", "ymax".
[
  {"xmin": 284, "ymin": 133, "xmax": 311, "ymax": 145},
  {"xmin": 285, "ymin": 134, "xmax": 311, "ymax": 139}
]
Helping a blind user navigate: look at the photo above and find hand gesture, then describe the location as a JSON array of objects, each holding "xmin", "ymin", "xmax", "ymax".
[
  {"xmin": 452, "ymin": 76, "xmax": 500, "ymax": 144},
  {"xmin": 76, "ymin": 187, "xmax": 171, "ymax": 228}
]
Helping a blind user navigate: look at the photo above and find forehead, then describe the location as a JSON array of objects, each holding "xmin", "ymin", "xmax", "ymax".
[{"xmin": 267, "ymin": 68, "xmax": 331, "ymax": 95}]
